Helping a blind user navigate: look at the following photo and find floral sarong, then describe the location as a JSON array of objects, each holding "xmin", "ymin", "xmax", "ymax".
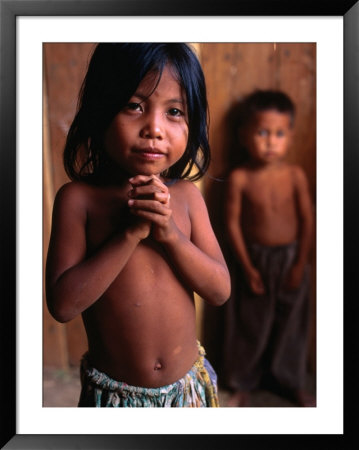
[{"xmin": 78, "ymin": 342, "xmax": 219, "ymax": 407}]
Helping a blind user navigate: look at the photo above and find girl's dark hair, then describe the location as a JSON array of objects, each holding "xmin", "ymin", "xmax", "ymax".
[
  {"xmin": 63, "ymin": 43, "xmax": 210, "ymax": 182},
  {"xmin": 227, "ymin": 89, "xmax": 295, "ymax": 165}
]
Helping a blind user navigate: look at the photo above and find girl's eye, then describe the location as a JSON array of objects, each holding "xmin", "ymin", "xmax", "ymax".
[
  {"xmin": 126, "ymin": 102, "xmax": 142, "ymax": 111},
  {"xmin": 258, "ymin": 129, "xmax": 268, "ymax": 137},
  {"xmin": 277, "ymin": 130, "xmax": 285, "ymax": 137},
  {"xmin": 168, "ymin": 108, "xmax": 184, "ymax": 117}
]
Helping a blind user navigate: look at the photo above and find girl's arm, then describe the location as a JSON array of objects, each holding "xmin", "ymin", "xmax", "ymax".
[
  {"xmin": 128, "ymin": 176, "xmax": 231, "ymax": 306},
  {"xmin": 46, "ymin": 183, "xmax": 149, "ymax": 323},
  {"xmin": 225, "ymin": 170, "xmax": 265, "ymax": 295}
]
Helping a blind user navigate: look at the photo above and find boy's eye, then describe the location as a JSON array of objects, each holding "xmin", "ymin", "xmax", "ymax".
[
  {"xmin": 277, "ymin": 130, "xmax": 285, "ymax": 137},
  {"xmin": 258, "ymin": 129, "xmax": 268, "ymax": 137}
]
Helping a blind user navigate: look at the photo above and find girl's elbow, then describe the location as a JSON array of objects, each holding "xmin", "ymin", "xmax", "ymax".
[
  {"xmin": 207, "ymin": 291, "xmax": 230, "ymax": 307},
  {"xmin": 52, "ymin": 313, "xmax": 71, "ymax": 324},
  {"xmin": 208, "ymin": 275, "xmax": 231, "ymax": 306},
  {"xmin": 212, "ymin": 295, "xmax": 230, "ymax": 307},
  {"xmin": 217, "ymin": 284, "xmax": 231, "ymax": 306},
  {"xmin": 48, "ymin": 304, "xmax": 73, "ymax": 323},
  {"xmin": 46, "ymin": 294, "xmax": 74, "ymax": 323}
]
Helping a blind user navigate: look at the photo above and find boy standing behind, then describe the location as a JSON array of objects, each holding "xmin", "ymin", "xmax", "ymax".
[{"xmin": 224, "ymin": 90, "xmax": 315, "ymax": 407}]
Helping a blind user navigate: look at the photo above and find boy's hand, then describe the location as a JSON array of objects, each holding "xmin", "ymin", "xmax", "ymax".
[
  {"xmin": 246, "ymin": 267, "xmax": 265, "ymax": 295},
  {"xmin": 127, "ymin": 175, "xmax": 174, "ymax": 243},
  {"xmin": 285, "ymin": 264, "xmax": 304, "ymax": 291}
]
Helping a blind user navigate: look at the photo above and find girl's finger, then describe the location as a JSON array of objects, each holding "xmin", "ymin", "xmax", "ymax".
[
  {"xmin": 128, "ymin": 199, "xmax": 170, "ymax": 215},
  {"xmin": 128, "ymin": 184, "xmax": 167, "ymax": 198},
  {"xmin": 129, "ymin": 208, "xmax": 170, "ymax": 227},
  {"xmin": 129, "ymin": 175, "xmax": 169, "ymax": 193},
  {"xmin": 129, "ymin": 174, "xmax": 161, "ymax": 187},
  {"xmin": 129, "ymin": 189, "xmax": 170, "ymax": 205},
  {"xmin": 155, "ymin": 192, "xmax": 170, "ymax": 205}
]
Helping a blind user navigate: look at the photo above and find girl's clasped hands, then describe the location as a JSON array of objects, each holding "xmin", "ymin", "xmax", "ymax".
[{"xmin": 127, "ymin": 174, "xmax": 173, "ymax": 243}]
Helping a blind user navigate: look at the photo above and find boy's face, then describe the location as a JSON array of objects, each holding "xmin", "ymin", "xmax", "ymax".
[
  {"xmin": 104, "ymin": 65, "xmax": 189, "ymax": 178},
  {"xmin": 243, "ymin": 110, "xmax": 293, "ymax": 166}
]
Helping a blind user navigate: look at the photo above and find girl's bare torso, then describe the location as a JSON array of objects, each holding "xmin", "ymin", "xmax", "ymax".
[{"xmin": 80, "ymin": 182, "xmax": 198, "ymax": 388}]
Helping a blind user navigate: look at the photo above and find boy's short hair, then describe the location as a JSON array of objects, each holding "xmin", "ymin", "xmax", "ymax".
[
  {"xmin": 240, "ymin": 89, "xmax": 296, "ymax": 128},
  {"xmin": 64, "ymin": 43, "xmax": 210, "ymax": 182},
  {"xmin": 227, "ymin": 89, "xmax": 296, "ymax": 166}
]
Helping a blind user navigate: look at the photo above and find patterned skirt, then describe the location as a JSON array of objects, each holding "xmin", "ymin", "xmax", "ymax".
[{"xmin": 78, "ymin": 342, "xmax": 219, "ymax": 407}]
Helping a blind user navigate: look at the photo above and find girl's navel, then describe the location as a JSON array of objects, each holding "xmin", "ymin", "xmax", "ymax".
[{"xmin": 154, "ymin": 360, "xmax": 162, "ymax": 371}]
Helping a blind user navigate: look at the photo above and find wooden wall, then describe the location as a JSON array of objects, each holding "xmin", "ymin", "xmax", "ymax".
[{"xmin": 43, "ymin": 43, "xmax": 316, "ymax": 374}]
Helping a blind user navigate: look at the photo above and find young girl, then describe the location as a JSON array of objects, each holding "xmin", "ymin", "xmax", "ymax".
[{"xmin": 46, "ymin": 43, "xmax": 230, "ymax": 407}]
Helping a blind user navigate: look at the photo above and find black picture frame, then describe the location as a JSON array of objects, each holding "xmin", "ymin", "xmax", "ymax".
[{"xmin": 1, "ymin": 1, "xmax": 357, "ymax": 448}]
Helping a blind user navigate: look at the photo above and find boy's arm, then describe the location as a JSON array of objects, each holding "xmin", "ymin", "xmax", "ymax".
[
  {"xmin": 46, "ymin": 183, "xmax": 149, "ymax": 323},
  {"xmin": 286, "ymin": 166, "xmax": 313, "ymax": 289},
  {"xmin": 225, "ymin": 170, "xmax": 265, "ymax": 295},
  {"xmin": 128, "ymin": 176, "xmax": 231, "ymax": 306}
]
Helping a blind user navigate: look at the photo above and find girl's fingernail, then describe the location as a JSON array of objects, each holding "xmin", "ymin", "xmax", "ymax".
[{"xmin": 128, "ymin": 199, "xmax": 134, "ymax": 206}]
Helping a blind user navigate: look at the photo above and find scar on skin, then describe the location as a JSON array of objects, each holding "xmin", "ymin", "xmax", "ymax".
[
  {"xmin": 173, "ymin": 346, "xmax": 182, "ymax": 355},
  {"xmin": 145, "ymin": 264, "xmax": 154, "ymax": 275}
]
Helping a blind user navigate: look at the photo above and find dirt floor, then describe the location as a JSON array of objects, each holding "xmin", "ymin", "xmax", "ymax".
[{"xmin": 43, "ymin": 365, "xmax": 316, "ymax": 407}]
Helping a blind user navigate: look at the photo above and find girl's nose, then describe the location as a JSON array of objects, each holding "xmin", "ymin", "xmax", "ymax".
[{"xmin": 140, "ymin": 113, "xmax": 164, "ymax": 140}]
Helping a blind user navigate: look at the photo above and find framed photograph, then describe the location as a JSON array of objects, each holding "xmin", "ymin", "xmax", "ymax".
[{"xmin": 1, "ymin": 1, "xmax": 357, "ymax": 448}]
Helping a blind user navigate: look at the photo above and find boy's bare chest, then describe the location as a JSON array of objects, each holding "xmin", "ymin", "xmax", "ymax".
[{"xmin": 244, "ymin": 171, "xmax": 295, "ymax": 211}]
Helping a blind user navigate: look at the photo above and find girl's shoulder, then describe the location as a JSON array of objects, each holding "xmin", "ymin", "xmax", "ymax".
[
  {"xmin": 56, "ymin": 180, "xmax": 92, "ymax": 197},
  {"xmin": 168, "ymin": 178, "xmax": 206, "ymax": 208},
  {"xmin": 54, "ymin": 180, "xmax": 96, "ymax": 210},
  {"xmin": 169, "ymin": 178, "xmax": 203, "ymax": 197}
]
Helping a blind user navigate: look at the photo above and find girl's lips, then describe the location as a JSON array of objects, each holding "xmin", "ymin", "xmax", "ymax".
[{"xmin": 133, "ymin": 148, "xmax": 166, "ymax": 160}]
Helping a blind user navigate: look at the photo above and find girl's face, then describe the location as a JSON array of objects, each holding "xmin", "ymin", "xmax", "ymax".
[
  {"xmin": 104, "ymin": 65, "xmax": 189, "ymax": 178},
  {"xmin": 243, "ymin": 110, "xmax": 292, "ymax": 166}
]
